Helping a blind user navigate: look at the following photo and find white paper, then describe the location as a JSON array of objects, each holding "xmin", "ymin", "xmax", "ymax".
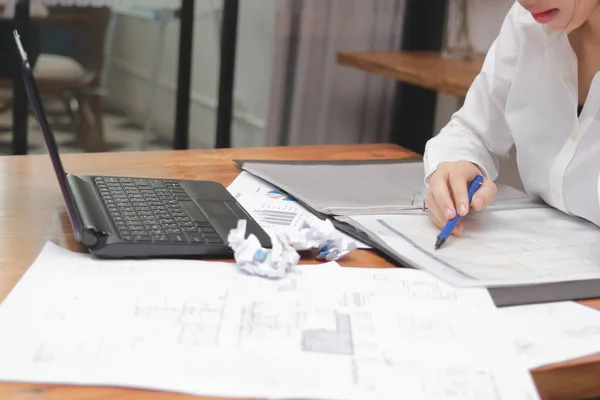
[
  {"xmin": 228, "ymin": 171, "xmax": 370, "ymax": 249},
  {"xmin": 501, "ymin": 301, "xmax": 600, "ymax": 369},
  {"xmin": 348, "ymin": 208, "xmax": 600, "ymax": 287},
  {"xmin": 0, "ymin": 242, "xmax": 540, "ymax": 400}
]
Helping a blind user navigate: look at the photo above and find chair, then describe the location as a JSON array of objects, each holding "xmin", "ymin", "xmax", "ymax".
[{"xmin": 0, "ymin": 6, "xmax": 111, "ymax": 153}]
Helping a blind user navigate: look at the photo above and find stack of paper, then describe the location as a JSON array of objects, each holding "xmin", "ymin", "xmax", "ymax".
[
  {"xmin": 0, "ymin": 242, "xmax": 540, "ymax": 400},
  {"xmin": 500, "ymin": 301, "xmax": 600, "ymax": 369},
  {"xmin": 227, "ymin": 171, "xmax": 370, "ymax": 248}
]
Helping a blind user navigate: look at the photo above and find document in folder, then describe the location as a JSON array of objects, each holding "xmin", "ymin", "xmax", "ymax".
[{"xmin": 346, "ymin": 207, "xmax": 600, "ymax": 289}]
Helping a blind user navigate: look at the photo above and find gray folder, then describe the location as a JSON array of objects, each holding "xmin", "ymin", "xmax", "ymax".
[
  {"xmin": 234, "ymin": 158, "xmax": 600, "ymax": 307},
  {"xmin": 235, "ymin": 159, "xmax": 533, "ymax": 215}
]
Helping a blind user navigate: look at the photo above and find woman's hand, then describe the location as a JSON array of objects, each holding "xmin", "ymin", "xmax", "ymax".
[{"xmin": 426, "ymin": 161, "xmax": 497, "ymax": 235}]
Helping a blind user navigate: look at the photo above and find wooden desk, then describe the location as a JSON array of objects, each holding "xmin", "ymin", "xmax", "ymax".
[
  {"xmin": 0, "ymin": 143, "xmax": 599, "ymax": 400},
  {"xmin": 337, "ymin": 51, "xmax": 484, "ymax": 98}
]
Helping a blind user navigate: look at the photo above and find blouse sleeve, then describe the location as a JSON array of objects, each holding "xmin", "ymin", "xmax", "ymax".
[{"xmin": 423, "ymin": 3, "xmax": 523, "ymax": 182}]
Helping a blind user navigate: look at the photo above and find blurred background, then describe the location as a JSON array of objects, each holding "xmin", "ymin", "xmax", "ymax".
[{"xmin": 0, "ymin": 0, "xmax": 519, "ymax": 187}]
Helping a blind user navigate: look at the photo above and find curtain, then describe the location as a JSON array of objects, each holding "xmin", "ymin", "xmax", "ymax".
[{"xmin": 266, "ymin": 0, "xmax": 406, "ymax": 146}]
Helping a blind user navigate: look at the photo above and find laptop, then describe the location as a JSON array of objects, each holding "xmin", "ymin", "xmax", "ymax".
[{"xmin": 13, "ymin": 30, "xmax": 271, "ymax": 258}]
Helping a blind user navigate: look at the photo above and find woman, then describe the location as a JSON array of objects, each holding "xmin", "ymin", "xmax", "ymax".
[{"xmin": 424, "ymin": 0, "xmax": 600, "ymax": 235}]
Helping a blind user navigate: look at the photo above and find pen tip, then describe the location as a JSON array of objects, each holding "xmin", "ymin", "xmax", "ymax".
[{"xmin": 434, "ymin": 237, "xmax": 444, "ymax": 250}]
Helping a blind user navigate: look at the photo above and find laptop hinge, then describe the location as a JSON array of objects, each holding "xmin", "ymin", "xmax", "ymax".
[{"xmin": 66, "ymin": 174, "xmax": 111, "ymax": 249}]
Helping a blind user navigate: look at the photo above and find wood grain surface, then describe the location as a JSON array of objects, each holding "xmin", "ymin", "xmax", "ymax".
[{"xmin": 337, "ymin": 51, "xmax": 484, "ymax": 98}]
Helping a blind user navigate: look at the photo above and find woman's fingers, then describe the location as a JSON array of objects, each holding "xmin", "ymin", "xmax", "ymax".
[
  {"xmin": 449, "ymin": 170, "xmax": 472, "ymax": 217},
  {"xmin": 471, "ymin": 178, "xmax": 497, "ymax": 211},
  {"xmin": 427, "ymin": 190, "xmax": 463, "ymax": 236},
  {"xmin": 428, "ymin": 170, "xmax": 456, "ymax": 220},
  {"xmin": 426, "ymin": 191, "xmax": 445, "ymax": 229},
  {"xmin": 427, "ymin": 161, "xmax": 497, "ymax": 237}
]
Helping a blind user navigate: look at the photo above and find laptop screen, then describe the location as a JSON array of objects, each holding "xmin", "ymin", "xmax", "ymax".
[{"xmin": 12, "ymin": 30, "xmax": 84, "ymax": 241}]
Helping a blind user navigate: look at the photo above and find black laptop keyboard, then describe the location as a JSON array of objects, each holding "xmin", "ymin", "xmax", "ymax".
[{"xmin": 94, "ymin": 177, "xmax": 223, "ymax": 244}]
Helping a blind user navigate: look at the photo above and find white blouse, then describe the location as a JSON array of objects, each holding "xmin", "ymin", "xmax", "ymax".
[{"xmin": 423, "ymin": 3, "xmax": 600, "ymax": 227}]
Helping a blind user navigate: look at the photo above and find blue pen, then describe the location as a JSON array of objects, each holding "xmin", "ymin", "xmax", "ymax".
[{"xmin": 434, "ymin": 174, "xmax": 484, "ymax": 250}]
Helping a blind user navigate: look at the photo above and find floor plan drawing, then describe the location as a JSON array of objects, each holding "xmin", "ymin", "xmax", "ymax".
[
  {"xmin": 302, "ymin": 312, "xmax": 353, "ymax": 355},
  {"xmin": 0, "ymin": 242, "xmax": 541, "ymax": 400}
]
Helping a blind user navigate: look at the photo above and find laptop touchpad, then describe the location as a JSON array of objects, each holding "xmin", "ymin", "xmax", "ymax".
[{"xmin": 197, "ymin": 200, "xmax": 237, "ymax": 220}]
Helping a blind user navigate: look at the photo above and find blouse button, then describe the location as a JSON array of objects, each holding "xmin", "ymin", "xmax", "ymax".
[
  {"xmin": 552, "ymin": 189, "xmax": 560, "ymax": 199},
  {"xmin": 571, "ymin": 127, "xmax": 579, "ymax": 141}
]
